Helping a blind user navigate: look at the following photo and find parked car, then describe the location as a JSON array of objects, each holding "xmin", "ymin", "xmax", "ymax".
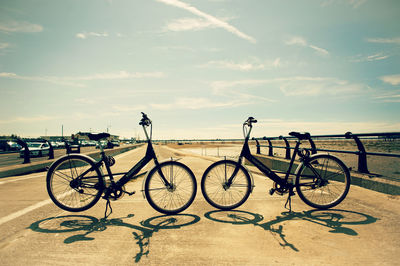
[
  {"xmin": 56, "ymin": 141, "xmax": 66, "ymax": 148},
  {"xmin": 0, "ymin": 140, "xmax": 21, "ymax": 151},
  {"xmin": 95, "ymin": 140, "xmax": 107, "ymax": 149},
  {"xmin": 50, "ymin": 141, "xmax": 59, "ymax": 148},
  {"xmin": 20, "ymin": 142, "xmax": 50, "ymax": 157},
  {"xmin": 111, "ymin": 140, "xmax": 120, "ymax": 147}
]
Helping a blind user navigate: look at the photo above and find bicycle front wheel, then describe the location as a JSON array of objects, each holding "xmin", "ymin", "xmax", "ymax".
[
  {"xmin": 47, "ymin": 155, "xmax": 104, "ymax": 212},
  {"xmin": 145, "ymin": 161, "xmax": 197, "ymax": 215},
  {"xmin": 295, "ymin": 154, "xmax": 351, "ymax": 209},
  {"xmin": 201, "ymin": 160, "xmax": 252, "ymax": 210}
]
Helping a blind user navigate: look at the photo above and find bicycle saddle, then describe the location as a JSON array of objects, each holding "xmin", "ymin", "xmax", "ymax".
[
  {"xmin": 88, "ymin": 133, "xmax": 111, "ymax": 141},
  {"xmin": 289, "ymin": 131, "xmax": 311, "ymax": 140}
]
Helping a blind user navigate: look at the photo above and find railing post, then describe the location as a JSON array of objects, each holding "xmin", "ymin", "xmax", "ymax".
[
  {"xmin": 253, "ymin": 138, "xmax": 261, "ymax": 154},
  {"xmin": 279, "ymin": 136, "xmax": 291, "ymax": 159},
  {"xmin": 64, "ymin": 140, "xmax": 71, "ymax": 154},
  {"xmin": 15, "ymin": 138, "xmax": 30, "ymax": 164},
  {"xmin": 345, "ymin": 132, "xmax": 369, "ymax": 174},
  {"xmin": 263, "ymin": 137, "xmax": 274, "ymax": 156},
  {"xmin": 306, "ymin": 135, "xmax": 317, "ymax": 155},
  {"xmin": 45, "ymin": 140, "xmax": 54, "ymax": 159}
]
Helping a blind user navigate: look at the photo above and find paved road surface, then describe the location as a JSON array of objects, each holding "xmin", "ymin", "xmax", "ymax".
[{"xmin": 0, "ymin": 145, "xmax": 398, "ymax": 265}]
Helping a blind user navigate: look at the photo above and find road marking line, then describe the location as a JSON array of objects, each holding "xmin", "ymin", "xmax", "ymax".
[
  {"xmin": 0, "ymin": 173, "xmax": 45, "ymax": 186},
  {"xmin": 0, "ymin": 198, "xmax": 53, "ymax": 226},
  {"xmin": 113, "ymin": 146, "xmax": 144, "ymax": 160}
]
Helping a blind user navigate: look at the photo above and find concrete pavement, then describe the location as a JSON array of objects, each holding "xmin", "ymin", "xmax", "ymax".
[{"xmin": 0, "ymin": 145, "xmax": 399, "ymax": 265}]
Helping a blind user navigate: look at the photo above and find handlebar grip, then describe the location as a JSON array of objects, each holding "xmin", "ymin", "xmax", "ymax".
[
  {"xmin": 245, "ymin": 117, "xmax": 257, "ymax": 125},
  {"xmin": 139, "ymin": 112, "xmax": 151, "ymax": 126}
]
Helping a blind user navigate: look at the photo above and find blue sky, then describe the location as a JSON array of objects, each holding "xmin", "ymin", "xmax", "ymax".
[{"xmin": 0, "ymin": 0, "xmax": 399, "ymax": 140}]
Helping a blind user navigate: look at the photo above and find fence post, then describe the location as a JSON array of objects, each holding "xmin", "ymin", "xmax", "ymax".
[
  {"xmin": 64, "ymin": 140, "xmax": 71, "ymax": 154},
  {"xmin": 46, "ymin": 140, "xmax": 54, "ymax": 159},
  {"xmin": 279, "ymin": 136, "xmax": 291, "ymax": 159},
  {"xmin": 253, "ymin": 138, "xmax": 261, "ymax": 154},
  {"xmin": 15, "ymin": 138, "xmax": 30, "ymax": 164},
  {"xmin": 306, "ymin": 135, "xmax": 317, "ymax": 155},
  {"xmin": 263, "ymin": 137, "xmax": 274, "ymax": 156},
  {"xmin": 345, "ymin": 132, "xmax": 369, "ymax": 174}
]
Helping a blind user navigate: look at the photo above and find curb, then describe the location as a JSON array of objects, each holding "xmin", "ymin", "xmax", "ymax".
[{"xmin": 0, "ymin": 144, "xmax": 144, "ymax": 178}]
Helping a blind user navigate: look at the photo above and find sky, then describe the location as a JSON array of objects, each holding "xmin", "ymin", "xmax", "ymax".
[{"xmin": 0, "ymin": 0, "xmax": 399, "ymax": 140}]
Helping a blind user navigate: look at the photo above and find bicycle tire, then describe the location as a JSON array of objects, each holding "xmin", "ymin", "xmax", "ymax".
[
  {"xmin": 295, "ymin": 154, "xmax": 351, "ymax": 209},
  {"xmin": 47, "ymin": 155, "xmax": 104, "ymax": 212},
  {"xmin": 201, "ymin": 160, "xmax": 252, "ymax": 210},
  {"xmin": 145, "ymin": 161, "xmax": 197, "ymax": 215}
]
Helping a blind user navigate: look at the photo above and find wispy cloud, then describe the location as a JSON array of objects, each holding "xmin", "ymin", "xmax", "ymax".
[
  {"xmin": 156, "ymin": 0, "xmax": 256, "ymax": 43},
  {"xmin": 374, "ymin": 93, "xmax": 400, "ymax": 103},
  {"xmin": 0, "ymin": 71, "xmax": 166, "ymax": 87},
  {"xmin": 285, "ymin": 36, "xmax": 329, "ymax": 56},
  {"xmin": 0, "ymin": 42, "xmax": 9, "ymax": 49},
  {"xmin": 150, "ymin": 97, "xmax": 249, "ymax": 110},
  {"xmin": 0, "ymin": 20, "xmax": 43, "ymax": 33},
  {"xmin": 279, "ymin": 78, "xmax": 363, "ymax": 96},
  {"xmin": 112, "ymin": 105, "xmax": 147, "ymax": 112},
  {"xmin": 211, "ymin": 76, "xmax": 365, "ymax": 97},
  {"xmin": 380, "ymin": 74, "xmax": 400, "ymax": 86},
  {"xmin": 76, "ymin": 31, "xmax": 109, "ymax": 39},
  {"xmin": 75, "ymin": 71, "xmax": 166, "ymax": 80},
  {"xmin": 367, "ymin": 37, "xmax": 400, "ymax": 45},
  {"xmin": 0, "ymin": 72, "xmax": 86, "ymax": 87},
  {"xmin": 164, "ymin": 17, "xmax": 217, "ymax": 31},
  {"xmin": 321, "ymin": 0, "xmax": 367, "ymax": 9},
  {"xmin": 350, "ymin": 52, "xmax": 389, "ymax": 62},
  {"xmin": 0, "ymin": 115, "xmax": 57, "ymax": 124},
  {"xmin": 198, "ymin": 58, "xmax": 281, "ymax": 71},
  {"xmin": 256, "ymin": 119, "xmax": 400, "ymax": 136}
]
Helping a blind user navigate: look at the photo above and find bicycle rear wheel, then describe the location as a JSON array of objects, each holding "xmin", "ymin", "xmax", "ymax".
[
  {"xmin": 47, "ymin": 155, "xmax": 104, "ymax": 212},
  {"xmin": 295, "ymin": 154, "xmax": 350, "ymax": 209},
  {"xmin": 145, "ymin": 161, "xmax": 197, "ymax": 215},
  {"xmin": 201, "ymin": 160, "xmax": 252, "ymax": 210}
]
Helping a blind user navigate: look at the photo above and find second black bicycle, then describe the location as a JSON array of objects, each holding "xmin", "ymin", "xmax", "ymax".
[{"xmin": 201, "ymin": 117, "xmax": 351, "ymax": 211}]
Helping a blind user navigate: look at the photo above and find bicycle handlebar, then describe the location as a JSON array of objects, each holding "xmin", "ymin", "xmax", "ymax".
[
  {"xmin": 244, "ymin": 116, "xmax": 257, "ymax": 126},
  {"xmin": 139, "ymin": 112, "xmax": 152, "ymax": 127},
  {"xmin": 243, "ymin": 116, "xmax": 257, "ymax": 139}
]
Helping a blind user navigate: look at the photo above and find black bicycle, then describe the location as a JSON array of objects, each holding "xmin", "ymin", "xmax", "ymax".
[
  {"xmin": 201, "ymin": 117, "xmax": 351, "ymax": 211},
  {"xmin": 46, "ymin": 113, "xmax": 197, "ymax": 215}
]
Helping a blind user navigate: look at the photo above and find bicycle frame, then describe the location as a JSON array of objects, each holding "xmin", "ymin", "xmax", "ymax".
[
  {"xmin": 96, "ymin": 124, "xmax": 171, "ymax": 192},
  {"xmin": 230, "ymin": 125, "xmax": 302, "ymax": 188}
]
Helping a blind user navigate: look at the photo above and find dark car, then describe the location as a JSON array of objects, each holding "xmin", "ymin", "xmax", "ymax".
[{"xmin": 0, "ymin": 140, "xmax": 21, "ymax": 151}]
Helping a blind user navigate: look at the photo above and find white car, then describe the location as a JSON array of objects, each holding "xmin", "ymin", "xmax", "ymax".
[{"xmin": 20, "ymin": 142, "xmax": 50, "ymax": 157}]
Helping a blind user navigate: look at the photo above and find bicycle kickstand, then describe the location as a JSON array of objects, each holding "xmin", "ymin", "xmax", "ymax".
[
  {"xmin": 104, "ymin": 198, "xmax": 113, "ymax": 219},
  {"xmin": 284, "ymin": 187, "xmax": 295, "ymax": 212}
]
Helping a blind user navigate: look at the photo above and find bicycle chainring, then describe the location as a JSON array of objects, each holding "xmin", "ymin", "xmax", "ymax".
[
  {"xmin": 272, "ymin": 182, "xmax": 289, "ymax": 196},
  {"xmin": 109, "ymin": 185, "xmax": 125, "ymax": 201}
]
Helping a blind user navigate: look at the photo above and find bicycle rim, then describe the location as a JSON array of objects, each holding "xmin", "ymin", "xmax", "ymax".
[
  {"xmin": 296, "ymin": 155, "xmax": 350, "ymax": 209},
  {"xmin": 201, "ymin": 160, "xmax": 251, "ymax": 210},
  {"xmin": 145, "ymin": 162, "xmax": 197, "ymax": 214},
  {"xmin": 47, "ymin": 156, "xmax": 103, "ymax": 212}
]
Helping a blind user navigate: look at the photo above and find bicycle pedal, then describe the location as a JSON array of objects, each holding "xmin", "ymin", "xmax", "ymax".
[
  {"xmin": 269, "ymin": 188, "xmax": 275, "ymax": 195},
  {"xmin": 124, "ymin": 190, "xmax": 136, "ymax": 196}
]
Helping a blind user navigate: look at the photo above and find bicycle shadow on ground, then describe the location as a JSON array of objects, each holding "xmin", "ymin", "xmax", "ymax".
[
  {"xmin": 29, "ymin": 213, "xmax": 200, "ymax": 263},
  {"xmin": 204, "ymin": 209, "xmax": 378, "ymax": 252}
]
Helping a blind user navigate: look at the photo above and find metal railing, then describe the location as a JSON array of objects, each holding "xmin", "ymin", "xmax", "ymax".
[{"xmin": 253, "ymin": 132, "xmax": 400, "ymax": 174}]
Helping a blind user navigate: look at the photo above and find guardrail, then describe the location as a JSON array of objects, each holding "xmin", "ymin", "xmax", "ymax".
[{"xmin": 253, "ymin": 132, "xmax": 400, "ymax": 174}]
